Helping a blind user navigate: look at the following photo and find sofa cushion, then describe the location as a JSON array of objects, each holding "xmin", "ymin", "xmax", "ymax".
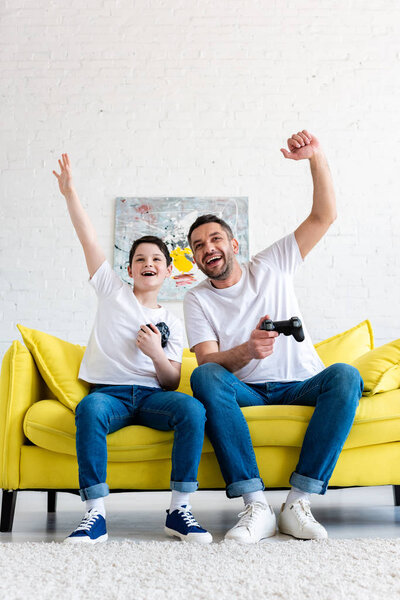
[
  {"xmin": 23, "ymin": 399, "xmax": 191, "ymax": 461},
  {"xmin": 17, "ymin": 324, "xmax": 90, "ymax": 412},
  {"xmin": 314, "ymin": 320, "xmax": 374, "ymax": 367},
  {"xmin": 24, "ymin": 389, "xmax": 400, "ymax": 460},
  {"xmin": 352, "ymin": 339, "xmax": 400, "ymax": 395},
  {"xmin": 177, "ymin": 350, "xmax": 197, "ymax": 396}
]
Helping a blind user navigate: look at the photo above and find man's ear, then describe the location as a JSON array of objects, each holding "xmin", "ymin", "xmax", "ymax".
[
  {"xmin": 232, "ymin": 238, "xmax": 239, "ymax": 254},
  {"xmin": 165, "ymin": 263, "xmax": 173, "ymax": 278},
  {"xmin": 127, "ymin": 265, "xmax": 133, "ymax": 279},
  {"xmin": 188, "ymin": 245, "xmax": 196, "ymax": 265}
]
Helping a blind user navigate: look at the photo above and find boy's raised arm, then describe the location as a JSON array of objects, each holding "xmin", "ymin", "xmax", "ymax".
[{"xmin": 53, "ymin": 153, "xmax": 106, "ymax": 278}]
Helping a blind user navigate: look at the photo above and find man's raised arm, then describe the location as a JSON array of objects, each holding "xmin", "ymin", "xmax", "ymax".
[{"xmin": 280, "ymin": 130, "xmax": 337, "ymax": 260}]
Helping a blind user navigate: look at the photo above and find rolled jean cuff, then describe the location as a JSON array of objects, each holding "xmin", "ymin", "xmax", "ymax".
[
  {"xmin": 79, "ymin": 482, "xmax": 110, "ymax": 501},
  {"xmin": 170, "ymin": 480, "xmax": 199, "ymax": 493},
  {"xmin": 226, "ymin": 477, "xmax": 265, "ymax": 499},
  {"xmin": 289, "ymin": 472, "xmax": 325, "ymax": 495}
]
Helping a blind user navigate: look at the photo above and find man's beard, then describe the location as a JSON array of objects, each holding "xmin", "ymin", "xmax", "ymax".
[{"xmin": 197, "ymin": 253, "xmax": 235, "ymax": 281}]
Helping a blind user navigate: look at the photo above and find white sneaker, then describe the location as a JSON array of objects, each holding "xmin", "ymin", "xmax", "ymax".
[
  {"xmin": 278, "ymin": 499, "xmax": 328, "ymax": 540},
  {"xmin": 225, "ymin": 502, "xmax": 276, "ymax": 543}
]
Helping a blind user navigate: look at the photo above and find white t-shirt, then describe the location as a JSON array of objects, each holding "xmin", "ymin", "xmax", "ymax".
[
  {"xmin": 78, "ymin": 261, "xmax": 184, "ymax": 387},
  {"xmin": 184, "ymin": 232, "xmax": 325, "ymax": 383}
]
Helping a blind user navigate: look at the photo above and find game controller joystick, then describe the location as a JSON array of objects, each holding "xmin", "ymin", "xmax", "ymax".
[
  {"xmin": 146, "ymin": 322, "xmax": 170, "ymax": 348},
  {"xmin": 260, "ymin": 316, "xmax": 305, "ymax": 342}
]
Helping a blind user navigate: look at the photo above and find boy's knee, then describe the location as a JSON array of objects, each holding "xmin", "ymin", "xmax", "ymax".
[
  {"xmin": 175, "ymin": 394, "xmax": 206, "ymax": 423},
  {"xmin": 75, "ymin": 393, "xmax": 107, "ymax": 422}
]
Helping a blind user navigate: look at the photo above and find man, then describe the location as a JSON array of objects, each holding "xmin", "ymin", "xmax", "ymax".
[{"xmin": 183, "ymin": 130, "xmax": 364, "ymax": 543}]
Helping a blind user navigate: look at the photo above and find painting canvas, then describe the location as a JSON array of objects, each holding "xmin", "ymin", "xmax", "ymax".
[{"xmin": 113, "ymin": 197, "xmax": 249, "ymax": 301}]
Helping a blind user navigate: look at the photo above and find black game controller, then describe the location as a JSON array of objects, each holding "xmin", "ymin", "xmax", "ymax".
[
  {"xmin": 260, "ymin": 316, "xmax": 305, "ymax": 343},
  {"xmin": 146, "ymin": 322, "xmax": 170, "ymax": 348}
]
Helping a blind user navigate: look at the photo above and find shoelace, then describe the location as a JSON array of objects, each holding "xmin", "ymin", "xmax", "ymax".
[
  {"xmin": 76, "ymin": 510, "xmax": 100, "ymax": 532},
  {"xmin": 177, "ymin": 506, "xmax": 201, "ymax": 528},
  {"xmin": 293, "ymin": 499, "xmax": 317, "ymax": 526},
  {"xmin": 236, "ymin": 502, "xmax": 267, "ymax": 530}
]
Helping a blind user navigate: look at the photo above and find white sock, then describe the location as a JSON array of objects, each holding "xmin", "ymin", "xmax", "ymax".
[
  {"xmin": 285, "ymin": 487, "xmax": 311, "ymax": 506},
  {"xmin": 86, "ymin": 497, "xmax": 106, "ymax": 518},
  {"xmin": 169, "ymin": 491, "xmax": 191, "ymax": 513},
  {"xmin": 242, "ymin": 491, "xmax": 268, "ymax": 506}
]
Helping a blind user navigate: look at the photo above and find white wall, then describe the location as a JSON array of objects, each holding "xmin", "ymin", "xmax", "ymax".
[{"xmin": 2, "ymin": 0, "xmax": 400, "ymax": 359}]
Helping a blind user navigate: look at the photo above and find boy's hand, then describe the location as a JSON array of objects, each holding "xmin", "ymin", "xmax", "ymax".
[
  {"xmin": 136, "ymin": 324, "xmax": 163, "ymax": 359},
  {"xmin": 53, "ymin": 153, "xmax": 75, "ymax": 197}
]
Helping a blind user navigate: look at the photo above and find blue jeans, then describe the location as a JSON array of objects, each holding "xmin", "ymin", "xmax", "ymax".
[
  {"xmin": 75, "ymin": 384, "xmax": 206, "ymax": 500},
  {"xmin": 190, "ymin": 362, "xmax": 364, "ymax": 498}
]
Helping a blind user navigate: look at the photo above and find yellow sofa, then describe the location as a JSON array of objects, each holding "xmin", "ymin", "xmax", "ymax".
[{"xmin": 2, "ymin": 320, "xmax": 400, "ymax": 532}]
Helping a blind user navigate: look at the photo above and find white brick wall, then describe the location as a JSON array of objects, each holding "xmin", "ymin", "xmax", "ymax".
[{"xmin": 2, "ymin": 0, "xmax": 400, "ymax": 359}]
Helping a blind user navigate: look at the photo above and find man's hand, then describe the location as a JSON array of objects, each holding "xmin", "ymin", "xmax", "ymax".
[
  {"xmin": 53, "ymin": 153, "xmax": 75, "ymax": 197},
  {"xmin": 280, "ymin": 130, "xmax": 320, "ymax": 161},
  {"xmin": 247, "ymin": 315, "xmax": 279, "ymax": 360},
  {"xmin": 136, "ymin": 324, "xmax": 163, "ymax": 360}
]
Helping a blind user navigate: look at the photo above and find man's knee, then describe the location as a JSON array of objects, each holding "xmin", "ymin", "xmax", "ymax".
[
  {"xmin": 326, "ymin": 362, "xmax": 364, "ymax": 402},
  {"xmin": 329, "ymin": 362, "xmax": 363, "ymax": 387},
  {"xmin": 190, "ymin": 363, "xmax": 239, "ymax": 412},
  {"xmin": 190, "ymin": 362, "xmax": 229, "ymax": 391}
]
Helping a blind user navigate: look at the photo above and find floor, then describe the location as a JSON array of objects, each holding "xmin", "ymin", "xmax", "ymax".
[{"xmin": 1, "ymin": 486, "xmax": 400, "ymax": 543}]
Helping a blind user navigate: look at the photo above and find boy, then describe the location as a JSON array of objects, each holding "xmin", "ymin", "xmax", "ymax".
[{"xmin": 53, "ymin": 153, "xmax": 211, "ymax": 544}]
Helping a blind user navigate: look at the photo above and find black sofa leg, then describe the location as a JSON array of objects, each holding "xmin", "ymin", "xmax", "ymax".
[
  {"xmin": 1, "ymin": 490, "xmax": 18, "ymax": 532},
  {"xmin": 47, "ymin": 491, "xmax": 57, "ymax": 513},
  {"xmin": 393, "ymin": 486, "xmax": 400, "ymax": 506}
]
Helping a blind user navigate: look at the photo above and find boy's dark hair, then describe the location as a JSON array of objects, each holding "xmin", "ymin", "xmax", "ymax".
[
  {"xmin": 129, "ymin": 235, "xmax": 172, "ymax": 267},
  {"xmin": 188, "ymin": 214, "xmax": 234, "ymax": 248}
]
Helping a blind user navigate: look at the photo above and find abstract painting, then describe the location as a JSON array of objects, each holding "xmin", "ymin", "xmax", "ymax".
[{"xmin": 113, "ymin": 197, "xmax": 249, "ymax": 301}]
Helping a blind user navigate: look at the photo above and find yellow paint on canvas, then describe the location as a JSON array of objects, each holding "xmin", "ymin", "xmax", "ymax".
[{"xmin": 170, "ymin": 247, "xmax": 194, "ymax": 273}]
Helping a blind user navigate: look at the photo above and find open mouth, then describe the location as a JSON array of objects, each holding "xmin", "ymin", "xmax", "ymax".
[
  {"xmin": 141, "ymin": 271, "xmax": 156, "ymax": 277},
  {"xmin": 205, "ymin": 255, "xmax": 223, "ymax": 267}
]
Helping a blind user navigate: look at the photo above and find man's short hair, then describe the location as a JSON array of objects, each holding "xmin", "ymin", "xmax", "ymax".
[
  {"xmin": 129, "ymin": 235, "xmax": 172, "ymax": 267},
  {"xmin": 188, "ymin": 214, "xmax": 234, "ymax": 248}
]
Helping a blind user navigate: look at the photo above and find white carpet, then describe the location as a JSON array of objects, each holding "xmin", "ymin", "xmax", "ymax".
[{"xmin": 1, "ymin": 538, "xmax": 399, "ymax": 600}]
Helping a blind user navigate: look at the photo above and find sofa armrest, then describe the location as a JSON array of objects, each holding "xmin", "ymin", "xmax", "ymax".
[{"xmin": 0, "ymin": 341, "xmax": 48, "ymax": 489}]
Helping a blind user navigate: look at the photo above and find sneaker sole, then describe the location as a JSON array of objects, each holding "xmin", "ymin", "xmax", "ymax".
[
  {"xmin": 224, "ymin": 525, "xmax": 277, "ymax": 543},
  {"xmin": 64, "ymin": 533, "xmax": 109, "ymax": 544},
  {"xmin": 278, "ymin": 523, "xmax": 328, "ymax": 540},
  {"xmin": 164, "ymin": 526, "xmax": 212, "ymax": 544}
]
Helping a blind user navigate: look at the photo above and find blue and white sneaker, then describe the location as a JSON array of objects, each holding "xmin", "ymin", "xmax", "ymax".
[
  {"xmin": 165, "ymin": 505, "xmax": 212, "ymax": 544},
  {"xmin": 64, "ymin": 509, "xmax": 108, "ymax": 544}
]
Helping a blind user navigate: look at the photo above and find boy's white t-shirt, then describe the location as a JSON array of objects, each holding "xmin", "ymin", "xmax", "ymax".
[
  {"xmin": 184, "ymin": 232, "xmax": 325, "ymax": 384},
  {"xmin": 78, "ymin": 261, "xmax": 183, "ymax": 387}
]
